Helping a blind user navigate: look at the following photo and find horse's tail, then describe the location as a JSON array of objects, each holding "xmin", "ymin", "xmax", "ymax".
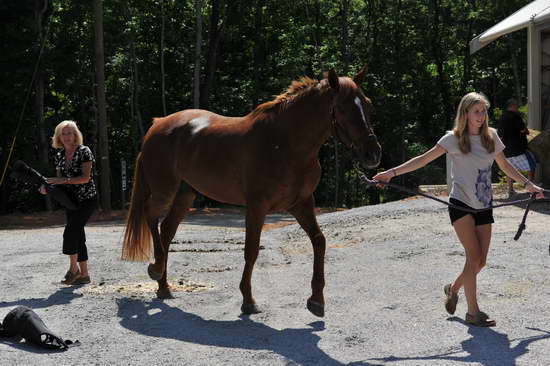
[{"xmin": 122, "ymin": 153, "xmax": 152, "ymax": 262}]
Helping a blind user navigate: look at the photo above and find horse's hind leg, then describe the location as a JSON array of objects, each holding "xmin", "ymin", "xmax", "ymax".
[
  {"xmin": 145, "ymin": 178, "xmax": 183, "ymax": 279},
  {"xmin": 288, "ymin": 195, "xmax": 326, "ymax": 317},
  {"xmin": 145, "ymin": 196, "xmax": 171, "ymax": 280},
  {"xmin": 156, "ymin": 183, "xmax": 196, "ymax": 299},
  {"xmin": 240, "ymin": 204, "xmax": 267, "ymax": 314}
]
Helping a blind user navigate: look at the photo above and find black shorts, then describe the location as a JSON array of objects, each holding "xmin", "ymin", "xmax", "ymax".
[{"xmin": 448, "ymin": 198, "xmax": 494, "ymax": 226}]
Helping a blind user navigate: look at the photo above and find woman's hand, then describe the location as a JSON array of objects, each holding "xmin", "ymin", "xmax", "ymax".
[
  {"xmin": 46, "ymin": 177, "xmax": 67, "ymax": 185},
  {"xmin": 38, "ymin": 185, "xmax": 47, "ymax": 195},
  {"xmin": 372, "ymin": 170, "xmax": 395, "ymax": 184},
  {"xmin": 525, "ymin": 182, "xmax": 545, "ymax": 199}
]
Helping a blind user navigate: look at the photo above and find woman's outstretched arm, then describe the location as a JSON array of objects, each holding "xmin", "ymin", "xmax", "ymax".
[{"xmin": 373, "ymin": 144, "xmax": 446, "ymax": 183}]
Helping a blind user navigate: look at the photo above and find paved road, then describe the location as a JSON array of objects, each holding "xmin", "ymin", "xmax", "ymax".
[{"xmin": 1, "ymin": 196, "xmax": 549, "ymax": 365}]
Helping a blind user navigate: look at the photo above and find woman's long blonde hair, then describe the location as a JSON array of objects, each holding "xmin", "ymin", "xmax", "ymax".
[
  {"xmin": 51, "ymin": 120, "xmax": 83, "ymax": 149},
  {"xmin": 453, "ymin": 92, "xmax": 495, "ymax": 154}
]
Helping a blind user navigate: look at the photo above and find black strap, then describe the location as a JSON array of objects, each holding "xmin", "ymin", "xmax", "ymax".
[
  {"xmin": 361, "ymin": 175, "xmax": 548, "ymax": 240},
  {"xmin": 40, "ymin": 334, "xmax": 80, "ymax": 350},
  {"xmin": 330, "ymin": 108, "xmax": 353, "ymax": 149},
  {"xmin": 10, "ymin": 160, "xmax": 79, "ymax": 210},
  {"xmin": 514, "ymin": 198, "xmax": 534, "ymax": 241}
]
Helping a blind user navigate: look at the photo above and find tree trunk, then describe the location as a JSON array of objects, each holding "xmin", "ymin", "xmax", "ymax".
[
  {"xmin": 193, "ymin": 0, "xmax": 203, "ymax": 109},
  {"xmin": 340, "ymin": 0, "xmax": 350, "ymax": 74},
  {"xmin": 123, "ymin": 2, "xmax": 145, "ymax": 142},
  {"xmin": 34, "ymin": 0, "xmax": 52, "ymax": 211},
  {"xmin": 461, "ymin": 16, "xmax": 474, "ymax": 93},
  {"xmin": 251, "ymin": 0, "xmax": 264, "ymax": 107},
  {"xmin": 394, "ymin": 0, "xmax": 406, "ymax": 188},
  {"xmin": 510, "ymin": 47, "xmax": 522, "ymax": 104},
  {"xmin": 431, "ymin": 0, "xmax": 452, "ymax": 126},
  {"xmin": 333, "ymin": 143, "xmax": 339, "ymax": 208},
  {"xmin": 160, "ymin": 0, "xmax": 167, "ymax": 115},
  {"xmin": 334, "ymin": 0, "xmax": 351, "ymax": 208},
  {"xmin": 304, "ymin": 0, "xmax": 321, "ymax": 77},
  {"xmin": 93, "ymin": 0, "xmax": 111, "ymax": 212},
  {"xmin": 133, "ymin": 56, "xmax": 144, "ymax": 139},
  {"xmin": 200, "ymin": 0, "xmax": 224, "ymax": 109},
  {"xmin": 364, "ymin": 1, "xmax": 382, "ymax": 205}
]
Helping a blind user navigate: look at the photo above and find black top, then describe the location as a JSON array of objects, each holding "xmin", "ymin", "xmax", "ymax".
[
  {"xmin": 54, "ymin": 145, "xmax": 98, "ymax": 202},
  {"xmin": 497, "ymin": 110, "xmax": 528, "ymax": 158}
]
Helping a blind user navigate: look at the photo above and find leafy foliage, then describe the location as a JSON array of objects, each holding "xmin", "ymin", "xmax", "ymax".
[{"xmin": 0, "ymin": 0, "xmax": 532, "ymax": 213}]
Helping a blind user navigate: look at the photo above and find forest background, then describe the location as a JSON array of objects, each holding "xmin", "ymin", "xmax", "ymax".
[{"xmin": 0, "ymin": 0, "xmax": 532, "ymax": 214}]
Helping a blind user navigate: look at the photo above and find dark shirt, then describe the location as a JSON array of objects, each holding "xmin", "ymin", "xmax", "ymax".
[
  {"xmin": 497, "ymin": 110, "xmax": 528, "ymax": 158},
  {"xmin": 54, "ymin": 145, "xmax": 98, "ymax": 202}
]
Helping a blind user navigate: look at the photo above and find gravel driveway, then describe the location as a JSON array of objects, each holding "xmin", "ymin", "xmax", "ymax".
[{"xmin": 1, "ymin": 194, "xmax": 549, "ymax": 365}]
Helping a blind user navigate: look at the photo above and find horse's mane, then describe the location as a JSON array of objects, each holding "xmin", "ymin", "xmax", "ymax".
[{"xmin": 252, "ymin": 77, "xmax": 329, "ymax": 115}]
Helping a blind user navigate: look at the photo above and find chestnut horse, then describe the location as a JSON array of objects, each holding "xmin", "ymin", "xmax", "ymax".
[{"xmin": 122, "ymin": 66, "xmax": 381, "ymax": 317}]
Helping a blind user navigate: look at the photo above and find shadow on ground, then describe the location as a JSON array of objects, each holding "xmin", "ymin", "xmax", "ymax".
[
  {"xmin": 0, "ymin": 286, "xmax": 83, "ymax": 310},
  {"xmin": 116, "ymin": 298, "xmax": 381, "ymax": 366},
  {"xmin": 369, "ymin": 317, "xmax": 550, "ymax": 366}
]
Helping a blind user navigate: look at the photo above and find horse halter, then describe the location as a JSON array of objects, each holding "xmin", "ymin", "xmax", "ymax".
[
  {"xmin": 330, "ymin": 106, "xmax": 354, "ymax": 149},
  {"xmin": 329, "ymin": 100, "xmax": 377, "ymax": 150}
]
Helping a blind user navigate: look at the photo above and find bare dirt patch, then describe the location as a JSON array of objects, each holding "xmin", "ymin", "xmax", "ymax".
[{"xmin": 82, "ymin": 280, "xmax": 213, "ymax": 295}]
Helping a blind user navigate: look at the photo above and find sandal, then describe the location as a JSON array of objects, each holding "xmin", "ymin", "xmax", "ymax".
[
  {"xmin": 444, "ymin": 283, "xmax": 458, "ymax": 315},
  {"xmin": 61, "ymin": 270, "xmax": 81, "ymax": 285},
  {"xmin": 72, "ymin": 275, "xmax": 91, "ymax": 285},
  {"xmin": 64, "ymin": 269, "xmax": 79, "ymax": 281},
  {"xmin": 465, "ymin": 311, "xmax": 496, "ymax": 327}
]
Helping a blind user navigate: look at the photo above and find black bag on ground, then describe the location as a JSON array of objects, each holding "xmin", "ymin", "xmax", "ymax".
[
  {"xmin": 10, "ymin": 160, "xmax": 79, "ymax": 210},
  {"xmin": 0, "ymin": 306, "xmax": 79, "ymax": 350}
]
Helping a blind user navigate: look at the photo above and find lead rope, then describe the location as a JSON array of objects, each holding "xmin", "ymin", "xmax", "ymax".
[{"xmin": 360, "ymin": 175, "xmax": 548, "ymax": 241}]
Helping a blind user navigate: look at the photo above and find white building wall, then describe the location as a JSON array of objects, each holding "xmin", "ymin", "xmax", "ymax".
[{"xmin": 540, "ymin": 28, "xmax": 550, "ymax": 130}]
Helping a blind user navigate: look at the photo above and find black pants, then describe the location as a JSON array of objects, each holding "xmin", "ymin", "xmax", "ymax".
[{"xmin": 62, "ymin": 198, "xmax": 97, "ymax": 262}]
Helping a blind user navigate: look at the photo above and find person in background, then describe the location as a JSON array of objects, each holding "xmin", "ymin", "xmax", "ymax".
[
  {"xmin": 40, "ymin": 120, "xmax": 98, "ymax": 285},
  {"xmin": 373, "ymin": 92, "xmax": 544, "ymax": 327},
  {"xmin": 497, "ymin": 98, "xmax": 536, "ymax": 197}
]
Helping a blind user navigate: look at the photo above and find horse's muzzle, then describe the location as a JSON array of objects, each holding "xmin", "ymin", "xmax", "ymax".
[{"xmin": 356, "ymin": 136, "xmax": 381, "ymax": 169}]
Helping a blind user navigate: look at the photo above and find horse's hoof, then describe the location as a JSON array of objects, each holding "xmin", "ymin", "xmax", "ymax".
[
  {"xmin": 307, "ymin": 299, "xmax": 325, "ymax": 317},
  {"xmin": 241, "ymin": 303, "xmax": 261, "ymax": 314},
  {"xmin": 156, "ymin": 288, "xmax": 174, "ymax": 299},
  {"xmin": 147, "ymin": 264, "xmax": 163, "ymax": 281}
]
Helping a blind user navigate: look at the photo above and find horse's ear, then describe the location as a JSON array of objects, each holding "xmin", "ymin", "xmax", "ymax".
[
  {"xmin": 353, "ymin": 64, "xmax": 368, "ymax": 85},
  {"xmin": 328, "ymin": 69, "xmax": 340, "ymax": 91}
]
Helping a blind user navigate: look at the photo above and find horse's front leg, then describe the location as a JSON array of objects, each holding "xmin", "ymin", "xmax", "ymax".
[
  {"xmin": 240, "ymin": 205, "xmax": 267, "ymax": 314},
  {"xmin": 288, "ymin": 196, "xmax": 326, "ymax": 317}
]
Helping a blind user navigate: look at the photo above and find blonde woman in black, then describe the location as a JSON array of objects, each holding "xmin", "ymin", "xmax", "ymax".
[{"xmin": 40, "ymin": 120, "xmax": 97, "ymax": 285}]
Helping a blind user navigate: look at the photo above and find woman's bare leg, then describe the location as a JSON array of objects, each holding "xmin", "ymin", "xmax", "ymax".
[
  {"xmin": 78, "ymin": 260, "xmax": 89, "ymax": 277},
  {"xmin": 69, "ymin": 254, "xmax": 79, "ymax": 274},
  {"xmin": 450, "ymin": 215, "xmax": 486, "ymax": 315}
]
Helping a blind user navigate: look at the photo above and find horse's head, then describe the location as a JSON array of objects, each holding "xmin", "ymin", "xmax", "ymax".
[{"xmin": 327, "ymin": 65, "xmax": 381, "ymax": 170}]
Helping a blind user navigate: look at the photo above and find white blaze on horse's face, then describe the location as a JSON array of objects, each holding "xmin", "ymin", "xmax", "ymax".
[
  {"xmin": 354, "ymin": 96, "xmax": 368, "ymax": 128},
  {"xmin": 189, "ymin": 116, "xmax": 210, "ymax": 135}
]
